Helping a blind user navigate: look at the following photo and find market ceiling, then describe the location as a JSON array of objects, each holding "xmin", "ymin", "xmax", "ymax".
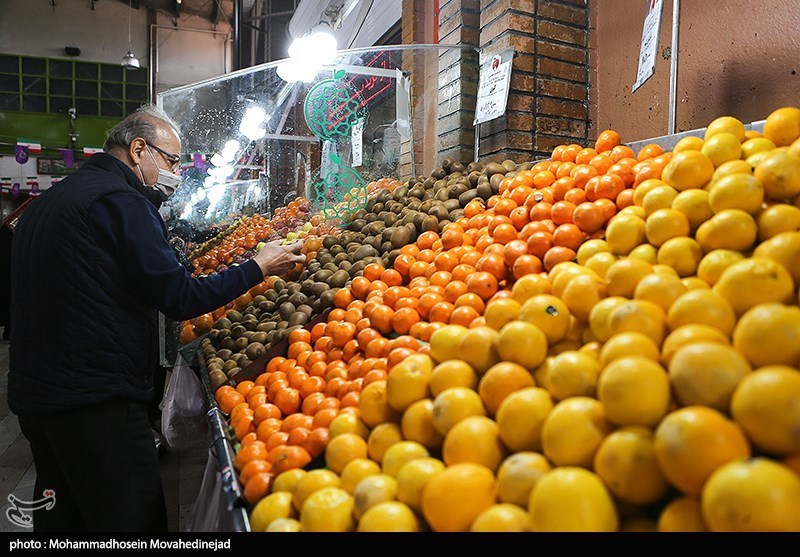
[{"xmin": 111, "ymin": 0, "xmax": 255, "ymax": 25}]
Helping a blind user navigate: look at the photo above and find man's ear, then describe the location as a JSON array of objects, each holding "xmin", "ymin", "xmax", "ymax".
[{"xmin": 129, "ymin": 138, "xmax": 147, "ymax": 165}]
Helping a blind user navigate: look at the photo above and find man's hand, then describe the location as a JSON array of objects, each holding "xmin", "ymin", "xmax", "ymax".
[{"xmin": 253, "ymin": 240, "xmax": 305, "ymax": 277}]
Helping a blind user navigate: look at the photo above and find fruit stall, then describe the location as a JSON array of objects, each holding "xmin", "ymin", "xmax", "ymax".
[{"xmin": 156, "ymin": 41, "xmax": 800, "ymax": 532}]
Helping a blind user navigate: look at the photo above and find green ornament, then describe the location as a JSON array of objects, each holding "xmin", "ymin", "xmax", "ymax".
[
  {"xmin": 310, "ymin": 152, "xmax": 368, "ymax": 225},
  {"xmin": 304, "ymin": 71, "xmax": 367, "ymax": 142}
]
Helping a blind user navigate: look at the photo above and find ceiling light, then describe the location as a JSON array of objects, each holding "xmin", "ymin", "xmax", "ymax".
[{"xmin": 121, "ymin": 0, "xmax": 140, "ymax": 69}]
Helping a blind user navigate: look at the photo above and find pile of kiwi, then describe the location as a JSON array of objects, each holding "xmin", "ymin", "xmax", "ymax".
[{"xmin": 203, "ymin": 156, "xmax": 531, "ymax": 391}]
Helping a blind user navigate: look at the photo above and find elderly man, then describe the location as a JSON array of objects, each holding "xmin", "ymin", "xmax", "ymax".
[{"xmin": 8, "ymin": 105, "xmax": 303, "ymax": 532}]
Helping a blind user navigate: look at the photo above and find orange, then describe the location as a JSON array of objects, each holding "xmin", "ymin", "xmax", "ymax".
[
  {"xmin": 660, "ymin": 324, "xmax": 730, "ymax": 366},
  {"xmin": 645, "ymin": 208, "xmax": 690, "ymax": 246},
  {"xmin": 340, "ymin": 458, "xmax": 381, "ymax": 495},
  {"xmin": 657, "ymin": 236, "xmax": 703, "ymax": 277},
  {"xmin": 667, "ymin": 342, "xmax": 751, "ymax": 412},
  {"xmin": 458, "ymin": 326, "xmax": 500, "ymax": 375},
  {"xmin": 662, "ymin": 150, "xmax": 715, "ymax": 191},
  {"xmin": 366, "ymin": 423, "xmax": 403, "ymax": 464},
  {"xmin": 496, "ymin": 451, "xmax": 552, "ymax": 507},
  {"xmin": 654, "ymin": 406, "xmax": 751, "ymax": 496},
  {"xmin": 696, "ymin": 249, "xmax": 745, "ymax": 286},
  {"xmin": 658, "ymin": 496, "xmax": 707, "ymax": 532},
  {"xmin": 732, "ymin": 303, "xmax": 800, "ymax": 367},
  {"xmin": 429, "ymin": 360, "xmax": 478, "ymax": 396},
  {"xmin": 483, "ymin": 297, "xmax": 521, "ymax": 331},
  {"xmin": 671, "ymin": 188, "xmax": 712, "ymax": 232},
  {"xmin": 606, "ymin": 299, "xmax": 666, "ymax": 346},
  {"xmin": 605, "ymin": 213, "xmax": 646, "ymax": 255},
  {"xmin": 385, "ymin": 353, "xmax": 434, "ymax": 412},
  {"xmin": 633, "ymin": 272, "xmax": 688, "ymax": 312},
  {"xmin": 421, "ymin": 462, "xmax": 497, "ymax": 532},
  {"xmin": 731, "ymin": 365, "xmax": 800, "ymax": 455},
  {"xmin": 713, "ymin": 257, "xmax": 794, "ymax": 316},
  {"xmin": 593, "ymin": 426, "xmax": 670, "ymax": 505},
  {"xmin": 597, "ymin": 356, "xmax": 670, "ymax": 427},
  {"xmin": 357, "ymin": 501, "xmax": 421, "ymax": 532},
  {"xmin": 244, "ymin": 472, "xmax": 275, "ymax": 505},
  {"xmin": 518, "ymin": 294, "xmax": 570, "ymax": 344},
  {"xmin": 324, "ymin": 432, "xmax": 368, "ymax": 475},
  {"xmin": 352, "ymin": 473, "xmax": 398, "ymax": 520},
  {"xmin": 249, "ymin": 491, "xmax": 296, "ymax": 532},
  {"xmin": 762, "ymin": 106, "xmax": 800, "ymax": 146},
  {"xmin": 477, "ymin": 362, "xmax": 536, "ymax": 416},
  {"xmin": 599, "ymin": 331, "xmax": 660, "ymax": 366},
  {"xmin": 587, "ymin": 296, "xmax": 627, "ymax": 342},
  {"xmin": 667, "ymin": 288, "xmax": 736, "ymax": 337},
  {"xmin": 695, "ymin": 208, "xmax": 757, "ymax": 253},
  {"xmin": 431, "ymin": 386, "xmax": 487, "ymax": 436},
  {"xmin": 442, "ymin": 415, "xmax": 508, "ymax": 472},
  {"xmin": 428, "ymin": 324, "xmax": 469, "ymax": 363},
  {"xmin": 541, "ymin": 397, "xmax": 612, "ymax": 468},
  {"xmin": 753, "ymin": 230, "xmax": 800, "ymax": 285},
  {"xmin": 358, "ymin": 380, "xmax": 401, "ymax": 429},
  {"xmin": 395, "ymin": 457, "xmax": 446, "ymax": 514},
  {"xmin": 528, "ymin": 467, "xmax": 618, "ymax": 532},
  {"xmin": 470, "ymin": 503, "xmax": 531, "ymax": 532},
  {"xmin": 269, "ymin": 445, "xmax": 312, "ymax": 475},
  {"xmin": 673, "ymin": 135, "xmax": 705, "ymax": 153},
  {"xmin": 545, "ymin": 350, "xmax": 601, "ymax": 401},
  {"xmin": 605, "ymin": 257, "xmax": 652, "ymax": 298},
  {"xmin": 561, "ymin": 273, "xmax": 606, "ymax": 323},
  {"xmin": 300, "ymin": 487, "xmax": 355, "ymax": 532},
  {"xmin": 401, "ymin": 399, "xmax": 444, "ymax": 451},
  {"xmin": 702, "ymin": 458, "xmax": 800, "ymax": 531},
  {"xmin": 701, "ymin": 132, "xmax": 742, "ymax": 167},
  {"xmin": 496, "ymin": 321, "xmax": 548, "ymax": 370},
  {"xmin": 381, "ymin": 440, "xmax": 429, "ymax": 478},
  {"xmin": 704, "ymin": 115, "xmax": 746, "ymax": 142}
]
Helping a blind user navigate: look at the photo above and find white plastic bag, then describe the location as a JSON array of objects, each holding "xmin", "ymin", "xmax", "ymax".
[{"xmin": 160, "ymin": 354, "xmax": 208, "ymax": 450}]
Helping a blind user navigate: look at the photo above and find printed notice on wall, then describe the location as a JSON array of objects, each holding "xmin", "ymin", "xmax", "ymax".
[
  {"xmin": 633, "ymin": 0, "xmax": 664, "ymax": 92},
  {"xmin": 474, "ymin": 51, "xmax": 513, "ymax": 126},
  {"xmin": 351, "ymin": 119, "xmax": 364, "ymax": 167}
]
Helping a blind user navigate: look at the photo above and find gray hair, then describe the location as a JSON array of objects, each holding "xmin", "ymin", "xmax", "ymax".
[{"xmin": 104, "ymin": 104, "xmax": 181, "ymax": 152}]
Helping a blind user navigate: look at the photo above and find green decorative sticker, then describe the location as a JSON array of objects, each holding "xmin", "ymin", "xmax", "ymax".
[
  {"xmin": 310, "ymin": 152, "xmax": 368, "ymax": 225},
  {"xmin": 304, "ymin": 70, "xmax": 367, "ymax": 142}
]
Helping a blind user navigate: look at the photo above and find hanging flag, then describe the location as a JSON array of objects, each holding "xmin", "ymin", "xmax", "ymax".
[
  {"xmin": 83, "ymin": 146, "xmax": 104, "ymax": 156},
  {"xmin": 14, "ymin": 145, "xmax": 29, "ymax": 164},
  {"xmin": 0, "ymin": 177, "xmax": 11, "ymax": 193},
  {"xmin": 61, "ymin": 149, "xmax": 75, "ymax": 168},
  {"xmin": 16, "ymin": 139, "xmax": 42, "ymax": 154},
  {"xmin": 11, "ymin": 182, "xmax": 20, "ymax": 199},
  {"xmin": 27, "ymin": 177, "xmax": 39, "ymax": 195}
]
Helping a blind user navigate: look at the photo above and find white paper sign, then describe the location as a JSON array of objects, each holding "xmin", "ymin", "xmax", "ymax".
[
  {"xmin": 474, "ymin": 53, "xmax": 513, "ymax": 125},
  {"xmin": 633, "ymin": 0, "xmax": 664, "ymax": 92},
  {"xmin": 383, "ymin": 126, "xmax": 401, "ymax": 164},
  {"xmin": 395, "ymin": 68, "xmax": 412, "ymax": 139},
  {"xmin": 351, "ymin": 119, "xmax": 364, "ymax": 167}
]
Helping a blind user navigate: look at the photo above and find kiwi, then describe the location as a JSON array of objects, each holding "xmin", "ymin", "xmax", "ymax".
[
  {"xmin": 443, "ymin": 199, "xmax": 461, "ymax": 212},
  {"xmin": 230, "ymin": 324, "xmax": 247, "ymax": 338},
  {"xmin": 353, "ymin": 245, "xmax": 378, "ymax": 261},
  {"xmin": 328, "ymin": 269, "xmax": 349, "ymax": 288},
  {"xmin": 459, "ymin": 189, "xmax": 479, "ymax": 207},
  {"xmin": 213, "ymin": 317, "xmax": 232, "ymax": 330},
  {"xmin": 225, "ymin": 367, "xmax": 241, "ymax": 380},
  {"xmin": 258, "ymin": 300, "xmax": 276, "ymax": 313},
  {"xmin": 319, "ymin": 289, "xmax": 336, "ymax": 308},
  {"xmin": 484, "ymin": 162, "xmax": 505, "ymax": 176},
  {"xmin": 421, "ymin": 215, "xmax": 439, "ymax": 232},
  {"xmin": 256, "ymin": 321, "xmax": 277, "ymax": 333},
  {"xmin": 288, "ymin": 312, "xmax": 308, "ymax": 327},
  {"xmin": 245, "ymin": 342, "xmax": 266, "ymax": 361},
  {"xmin": 226, "ymin": 310, "xmax": 243, "ymax": 323},
  {"xmin": 209, "ymin": 370, "xmax": 228, "ymax": 391},
  {"xmin": 233, "ymin": 337, "xmax": 248, "ymax": 352},
  {"xmin": 322, "ymin": 235, "xmax": 340, "ymax": 250},
  {"xmin": 288, "ymin": 292, "xmax": 308, "ymax": 306},
  {"xmin": 222, "ymin": 359, "xmax": 238, "ymax": 373},
  {"xmin": 502, "ymin": 159, "xmax": 518, "ymax": 172},
  {"xmin": 390, "ymin": 226, "xmax": 411, "ymax": 249},
  {"xmin": 250, "ymin": 332, "xmax": 268, "ymax": 345},
  {"xmin": 309, "ymin": 282, "xmax": 329, "ymax": 297},
  {"xmin": 278, "ymin": 302, "xmax": 296, "ymax": 321}
]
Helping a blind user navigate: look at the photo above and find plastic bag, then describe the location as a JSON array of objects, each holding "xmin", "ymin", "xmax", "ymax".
[
  {"xmin": 160, "ymin": 354, "xmax": 208, "ymax": 450},
  {"xmin": 187, "ymin": 449, "xmax": 250, "ymax": 532}
]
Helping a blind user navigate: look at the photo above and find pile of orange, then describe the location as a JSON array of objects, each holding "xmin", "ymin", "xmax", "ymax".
[{"xmin": 221, "ymin": 106, "xmax": 800, "ymax": 532}]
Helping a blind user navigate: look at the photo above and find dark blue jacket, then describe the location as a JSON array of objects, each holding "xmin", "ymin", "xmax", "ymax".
[{"xmin": 9, "ymin": 153, "xmax": 262, "ymax": 416}]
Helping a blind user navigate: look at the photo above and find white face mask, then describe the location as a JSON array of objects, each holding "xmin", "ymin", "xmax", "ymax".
[{"xmin": 137, "ymin": 146, "xmax": 182, "ymax": 197}]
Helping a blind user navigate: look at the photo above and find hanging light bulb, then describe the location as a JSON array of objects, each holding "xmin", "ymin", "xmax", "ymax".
[{"xmin": 121, "ymin": 0, "xmax": 140, "ymax": 69}]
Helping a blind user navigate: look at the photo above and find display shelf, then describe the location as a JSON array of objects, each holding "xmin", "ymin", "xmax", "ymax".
[{"xmin": 197, "ymin": 351, "xmax": 250, "ymax": 532}]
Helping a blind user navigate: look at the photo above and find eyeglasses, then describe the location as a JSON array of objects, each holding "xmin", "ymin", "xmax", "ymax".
[{"xmin": 147, "ymin": 142, "xmax": 181, "ymax": 172}]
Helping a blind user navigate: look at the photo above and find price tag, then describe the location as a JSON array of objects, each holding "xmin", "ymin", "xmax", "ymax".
[
  {"xmin": 474, "ymin": 52, "xmax": 513, "ymax": 125},
  {"xmin": 633, "ymin": 0, "xmax": 664, "ymax": 92},
  {"xmin": 351, "ymin": 119, "xmax": 364, "ymax": 167}
]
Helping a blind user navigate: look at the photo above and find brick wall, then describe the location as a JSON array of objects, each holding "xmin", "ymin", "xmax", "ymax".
[
  {"xmin": 436, "ymin": 0, "xmax": 480, "ymax": 165},
  {"xmin": 479, "ymin": 0, "xmax": 590, "ymax": 162}
]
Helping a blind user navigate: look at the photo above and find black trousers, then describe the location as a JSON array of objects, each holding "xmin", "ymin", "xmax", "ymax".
[{"xmin": 17, "ymin": 399, "xmax": 168, "ymax": 532}]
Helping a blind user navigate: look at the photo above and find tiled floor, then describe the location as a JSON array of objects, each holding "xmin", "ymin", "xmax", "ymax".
[{"xmin": 0, "ymin": 329, "xmax": 208, "ymax": 532}]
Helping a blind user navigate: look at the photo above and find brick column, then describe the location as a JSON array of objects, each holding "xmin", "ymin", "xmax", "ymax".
[
  {"xmin": 479, "ymin": 0, "xmax": 590, "ymax": 162},
  {"xmin": 436, "ymin": 0, "xmax": 481, "ymax": 165}
]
